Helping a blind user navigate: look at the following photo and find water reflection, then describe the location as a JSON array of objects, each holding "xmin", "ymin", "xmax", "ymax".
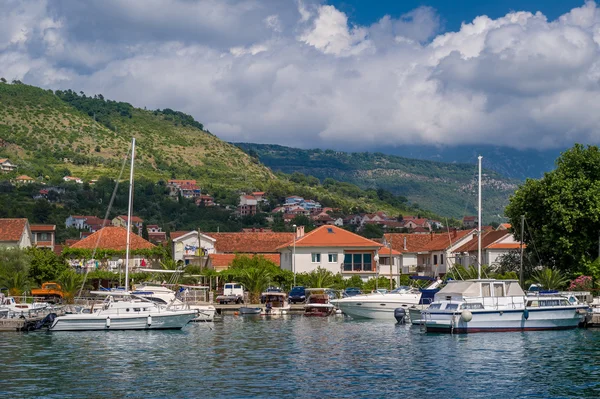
[{"xmin": 2, "ymin": 317, "xmax": 600, "ymax": 398}]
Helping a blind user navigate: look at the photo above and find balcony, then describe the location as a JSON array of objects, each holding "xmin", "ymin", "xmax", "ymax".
[{"xmin": 342, "ymin": 263, "xmax": 375, "ymax": 273}]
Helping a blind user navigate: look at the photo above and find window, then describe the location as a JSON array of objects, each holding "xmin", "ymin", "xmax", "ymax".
[
  {"xmin": 440, "ymin": 254, "xmax": 444, "ymax": 264},
  {"xmin": 445, "ymin": 304, "xmax": 459, "ymax": 310},
  {"xmin": 353, "ymin": 254, "xmax": 362, "ymax": 271},
  {"xmin": 433, "ymin": 255, "xmax": 438, "ymax": 265},
  {"xmin": 343, "ymin": 253, "xmax": 374, "ymax": 272},
  {"xmin": 493, "ymin": 283, "xmax": 504, "ymax": 297},
  {"xmin": 482, "ymin": 284, "xmax": 491, "ymax": 297},
  {"xmin": 328, "ymin": 253, "xmax": 338, "ymax": 263},
  {"xmin": 343, "ymin": 254, "xmax": 352, "ymax": 271},
  {"xmin": 38, "ymin": 233, "xmax": 49, "ymax": 241},
  {"xmin": 311, "ymin": 253, "xmax": 321, "ymax": 263}
]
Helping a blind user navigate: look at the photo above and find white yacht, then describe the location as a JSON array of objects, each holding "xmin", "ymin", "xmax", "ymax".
[
  {"xmin": 49, "ymin": 293, "xmax": 198, "ymax": 331},
  {"xmin": 261, "ymin": 292, "xmax": 291, "ymax": 315},
  {"xmin": 333, "ymin": 285, "xmax": 430, "ymax": 320},
  {"xmin": 132, "ymin": 284, "xmax": 216, "ymax": 322},
  {"xmin": 421, "ymin": 279, "xmax": 588, "ymax": 333}
]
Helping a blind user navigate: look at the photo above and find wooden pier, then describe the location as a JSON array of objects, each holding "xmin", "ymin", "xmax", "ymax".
[{"xmin": 215, "ymin": 303, "xmax": 307, "ymax": 315}]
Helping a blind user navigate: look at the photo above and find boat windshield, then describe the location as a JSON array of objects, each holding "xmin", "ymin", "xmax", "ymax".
[{"xmin": 389, "ymin": 286, "xmax": 414, "ymax": 294}]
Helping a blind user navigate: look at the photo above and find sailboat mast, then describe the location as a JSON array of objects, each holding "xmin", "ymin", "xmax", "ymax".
[
  {"xmin": 477, "ymin": 155, "xmax": 482, "ymax": 280},
  {"xmin": 125, "ymin": 138, "xmax": 136, "ymax": 292}
]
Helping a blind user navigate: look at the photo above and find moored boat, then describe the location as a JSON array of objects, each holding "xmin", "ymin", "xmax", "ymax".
[
  {"xmin": 304, "ymin": 289, "xmax": 335, "ymax": 317},
  {"xmin": 132, "ymin": 284, "xmax": 216, "ymax": 322},
  {"xmin": 261, "ymin": 292, "xmax": 290, "ymax": 315},
  {"xmin": 239, "ymin": 307, "xmax": 262, "ymax": 315}
]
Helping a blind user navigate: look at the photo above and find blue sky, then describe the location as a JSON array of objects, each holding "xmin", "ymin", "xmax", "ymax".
[
  {"xmin": 331, "ymin": 0, "xmax": 586, "ymax": 31},
  {"xmin": 1, "ymin": 0, "xmax": 600, "ymax": 151}
]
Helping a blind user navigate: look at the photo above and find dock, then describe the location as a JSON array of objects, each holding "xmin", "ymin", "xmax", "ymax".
[
  {"xmin": 215, "ymin": 303, "xmax": 307, "ymax": 315},
  {"xmin": 0, "ymin": 309, "xmax": 64, "ymax": 332}
]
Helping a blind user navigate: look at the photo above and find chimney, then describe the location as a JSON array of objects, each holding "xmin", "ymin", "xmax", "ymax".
[
  {"xmin": 403, "ymin": 236, "xmax": 407, "ymax": 251},
  {"xmin": 430, "ymin": 231, "xmax": 434, "ymax": 241},
  {"xmin": 453, "ymin": 230, "xmax": 457, "ymax": 238},
  {"xmin": 296, "ymin": 225, "xmax": 305, "ymax": 238}
]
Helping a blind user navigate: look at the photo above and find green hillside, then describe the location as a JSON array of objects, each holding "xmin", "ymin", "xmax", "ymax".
[
  {"xmin": 236, "ymin": 143, "xmax": 519, "ymax": 222},
  {"xmin": 0, "ymin": 82, "xmax": 428, "ymax": 218}
]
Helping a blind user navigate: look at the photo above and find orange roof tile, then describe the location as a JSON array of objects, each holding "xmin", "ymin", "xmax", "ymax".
[
  {"xmin": 383, "ymin": 233, "xmax": 438, "ymax": 253},
  {"xmin": 454, "ymin": 230, "xmax": 509, "ymax": 253},
  {"xmin": 417, "ymin": 230, "xmax": 475, "ymax": 252},
  {"xmin": 170, "ymin": 231, "xmax": 191, "ymax": 240},
  {"xmin": 30, "ymin": 224, "xmax": 56, "ymax": 232},
  {"xmin": 0, "ymin": 218, "xmax": 28, "ymax": 242},
  {"xmin": 277, "ymin": 225, "xmax": 381, "ymax": 249},
  {"xmin": 209, "ymin": 232, "xmax": 294, "ymax": 253},
  {"xmin": 15, "ymin": 175, "xmax": 34, "ymax": 180},
  {"xmin": 70, "ymin": 226, "xmax": 155, "ymax": 251},
  {"xmin": 118, "ymin": 215, "xmax": 143, "ymax": 223},
  {"xmin": 209, "ymin": 253, "xmax": 281, "ymax": 268},
  {"xmin": 487, "ymin": 243, "xmax": 525, "ymax": 249}
]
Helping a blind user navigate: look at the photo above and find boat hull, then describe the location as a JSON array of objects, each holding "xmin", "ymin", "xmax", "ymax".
[
  {"xmin": 49, "ymin": 311, "xmax": 197, "ymax": 331},
  {"xmin": 190, "ymin": 306, "xmax": 216, "ymax": 322},
  {"xmin": 335, "ymin": 295, "xmax": 421, "ymax": 320},
  {"xmin": 423, "ymin": 306, "xmax": 586, "ymax": 333}
]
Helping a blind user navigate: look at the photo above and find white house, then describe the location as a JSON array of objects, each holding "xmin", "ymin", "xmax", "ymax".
[
  {"xmin": 0, "ymin": 158, "xmax": 17, "ymax": 173},
  {"xmin": 171, "ymin": 231, "xmax": 216, "ymax": 265},
  {"xmin": 277, "ymin": 225, "xmax": 398, "ymax": 283},
  {"xmin": 63, "ymin": 176, "xmax": 83, "ymax": 184},
  {"xmin": 453, "ymin": 230, "xmax": 523, "ymax": 268},
  {"xmin": 408, "ymin": 230, "xmax": 477, "ymax": 276},
  {"xmin": 0, "ymin": 218, "xmax": 33, "ymax": 249}
]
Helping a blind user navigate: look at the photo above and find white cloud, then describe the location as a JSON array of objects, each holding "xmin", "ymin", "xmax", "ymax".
[{"xmin": 2, "ymin": 1, "xmax": 600, "ymax": 151}]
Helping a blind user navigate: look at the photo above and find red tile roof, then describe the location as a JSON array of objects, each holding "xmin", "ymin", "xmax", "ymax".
[
  {"xmin": 30, "ymin": 224, "xmax": 56, "ymax": 232},
  {"xmin": 168, "ymin": 179, "xmax": 197, "ymax": 186},
  {"xmin": 170, "ymin": 231, "xmax": 191, "ymax": 240},
  {"xmin": 383, "ymin": 233, "xmax": 438, "ymax": 254},
  {"xmin": 208, "ymin": 232, "xmax": 294, "ymax": 253},
  {"xmin": 453, "ymin": 230, "xmax": 509, "ymax": 253},
  {"xmin": 70, "ymin": 226, "xmax": 155, "ymax": 251},
  {"xmin": 15, "ymin": 175, "xmax": 34, "ymax": 180},
  {"xmin": 118, "ymin": 215, "xmax": 144, "ymax": 223},
  {"xmin": 277, "ymin": 225, "xmax": 381, "ymax": 249},
  {"xmin": 209, "ymin": 253, "xmax": 281, "ymax": 268},
  {"xmin": 498, "ymin": 223, "xmax": 512, "ymax": 230},
  {"xmin": 65, "ymin": 239, "xmax": 80, "ymax": 246},
  {"xmin": 0, "ymin": 218, "xmax": 28, "ymax": 242},
  {"xmin": 416, "ymin": 230, "xmax": 475, "ymax": 252},
  {"xmin": 487, "ymin": 243, "xmax": 525, "ymax": 249},
  {"xmin": 85, "ymin": 216, "xmax": 110, "ymax": 227}
]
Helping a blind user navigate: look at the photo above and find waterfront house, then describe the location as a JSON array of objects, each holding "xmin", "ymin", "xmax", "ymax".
[
  {"xmin": 68, "ymin": 226, "xmax": 155, "ymax": 270},
  {"xmin": 452, "ymin": 230, "xmax": 524, "ymax": 268},
  {"xmin": 0, "ymin": 218, "xmax": 33, "ymax": 249},
  {"xmin": 112, "ymin": 215, "xmax": 144, "ymax": 233},
  {"xmin": 382, "ymin": 233, "xmax": 437, "ymax": 275},
  {"xmin": 170, "ymin": 231, "xmax": 216, "ymax": 265},
  {"xmin": 0, "ymin": 158, "xmax": 17, "ymax": 173},
  {"xmin": 30, "ymin": 224, "xmax": 56, "ymax": 251},
  {"xmin": 277, "ymin": 225, "xmax": 397, "ymax": 282}
]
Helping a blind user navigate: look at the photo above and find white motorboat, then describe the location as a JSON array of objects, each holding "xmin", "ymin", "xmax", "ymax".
[
  {"xmin": 49, "ymin": 294, "xmax": 198, "ymax": 331},
  {"xmin": 1, "ymin": 294, "xmax": 50, "ymax": 315},
  {"xmin": 261, "ymin": 292, "xmax": 290, "ymax": 315},
  {"xmin": 132, "ymin": 284, "xmax": 216, "ymax": 322},
  {"xmin": 333, "ymin": 279, "xmax": 442, "ymax": 320},
  {"xmin": 421, "ymin": 279, "xmax": 588, "ymax": 333}
]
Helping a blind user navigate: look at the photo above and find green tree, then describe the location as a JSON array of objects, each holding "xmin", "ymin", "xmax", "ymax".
[
  {"xmin": 361, "ymin": 224, "xmax": 383, "ymax": 239},
  {"xmin": 0, "ymin": 248, "xmax": 31, "ymax": 296},
  {"xmin": 141, "ymin": 222, "xmax": 149, "ymax": 240},
  {"xmin": 27, "ymin": 247, "xmax": 68, "ymax": 285},
  {"xmin": 506, "ymin": 144, "xmax": 600, "ymax": 277},
  {"xmin": 291, "ymin": 214, "xmax": 315, "ymax": 232},
  {"xmin": 530, "ymin": 268, "xmax": 569, "ymax": 290},
  {"xmin": 304, "ymin": 267, "xmax": 335, "ymax": 288},
  {"xmin": 58, "ymin": 269, "xmax": 84, "ymax": 303}
]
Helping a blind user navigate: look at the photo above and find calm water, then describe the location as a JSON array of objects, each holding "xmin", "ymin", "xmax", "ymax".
[{"xmin": 3, "ymin": 316, "xmax": 600, "ymax": 398}]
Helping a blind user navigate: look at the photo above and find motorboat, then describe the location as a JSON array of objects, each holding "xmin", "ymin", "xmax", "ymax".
[
  {"xmin": 333, "ymin": 279, "xmax": 442, "ymax": 320},
  {"xmin": 0, "ymin": 294, "xmax": 50, "ymax": 315},
  {"xmin": 239, "ymin": 307, "xmax": 262, "ymax": 315},
  {"xmin": 49, "ymin": 293, "xmax": 198, "ymax": 331},
  {"xmin": 421, "ymin": 279, "xmax": 588, "ymax": 333},
  {"xmin": 304, "ymin": 289, "xmax": 336, "ymax": 317},
  {"xmin": 262, "ymin": 292, "xmax": 290, "ymax": 315},
  {"xmin": 132, "ymin": 284, "xmax": 216, "ymax": 322}
]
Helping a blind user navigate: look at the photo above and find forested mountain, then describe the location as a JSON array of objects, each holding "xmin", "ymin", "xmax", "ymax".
[{"xmin": 236, "ymin": 143, "xmax": 520, "ymax": 222}]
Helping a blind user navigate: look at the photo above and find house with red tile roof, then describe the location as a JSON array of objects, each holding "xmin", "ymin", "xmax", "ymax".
[
  {"xmin": 171, "ymin": 231, "xmax": 216, "ymax": 265},
  {"xmin": 463, "ymin": 216, "xmax": 477, "ymax": 228},
  {"xmin": 497, "ymin": 223, "xmax": 512, "ymax": 231},
  {"xmin": 238, "ymin": 194, "xmax": 258, "ymax": 216},
  {"xmin": 30, "ymin": 224, "xmax": 56, "ymax": 251},
  {"xmin": 403, "ymin": 218, "xmax": 431, "ymax": 231},
  {"xmin": 452, "ymin": 230, "xmax": 524, "ymax": 268},
  {"xmin": 276, "ymin": 225, "xmax": 400, "ymax": 283},
  {"xmin": 207, "ymin": 232, "xmax": 294, "ymax": 254},
  {"xmin": 0, "ymin": 158, "xmax": 17, "ymax": 173},
  {"xmin": 0, "ymin": 218, "xmax": 33, "ymax": 249},
  {"xmin": 14, "ymin": 175, "xmax": 35, "ymax": 184},
  {"xmin": 69, "ymin": 226, "xmax": 155, "ymax": 270}
]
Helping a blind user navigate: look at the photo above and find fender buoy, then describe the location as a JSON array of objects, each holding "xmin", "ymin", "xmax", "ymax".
[
  {"xmin": 523, "ymin": 309, "xmax": 529, "ymax": 320},
  {"xmin": 460, "ymin": 310, "xmax": 473, "ymax": 322},
  {"xmin": 147, "ymin": 315, "xmax": 152, "ymax": 326}
]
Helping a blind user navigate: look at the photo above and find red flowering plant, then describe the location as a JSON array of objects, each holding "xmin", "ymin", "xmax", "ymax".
[{"xmin": 569, "ymin": 275, "xmax": 592, "ymax": 291}]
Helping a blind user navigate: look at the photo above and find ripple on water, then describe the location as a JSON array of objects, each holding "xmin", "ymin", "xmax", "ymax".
[{"xmin": 3, "ymin": 317, "xmax": 600, "ymax": 398}]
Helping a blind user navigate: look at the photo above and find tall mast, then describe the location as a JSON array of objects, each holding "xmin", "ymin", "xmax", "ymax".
[
  {"xmin": 125, "ymin": 138, "xmax": 136, "ymax": 292},
  {"xmin": 478, "ymin": 155, "xmax": 482, "ymax": 280}
]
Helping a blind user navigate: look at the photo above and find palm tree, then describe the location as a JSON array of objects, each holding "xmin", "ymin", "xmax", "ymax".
[
  {"xmin": 450, "ymin": 265, "xmax": 492, "ymax": 280},
  {"xmin": 305, "ymin": 267, "xmax": 335, "ymax": 288},
  {"xmin": 530, "ymin": 268, "xmax": 569, "ymax": 290},
  {"xmin": 58, "ymin": 269, "xmax": 84, "ymax": 304},
  {"xmin": 1, "ymin": 270, "xmax": 31, "ymax": 297},
  {"xmin": 237, "ymin": 267, "xmax": 272, "ymax": 303}
]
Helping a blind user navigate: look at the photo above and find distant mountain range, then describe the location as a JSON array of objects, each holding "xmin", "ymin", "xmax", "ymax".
[
  {"xmin": 370, "ymin": 145, "xmax": 562, "ymax": 180},
  {"xmin": 236, "ymin": 143, "xmax": 529, "ymax": 222}
]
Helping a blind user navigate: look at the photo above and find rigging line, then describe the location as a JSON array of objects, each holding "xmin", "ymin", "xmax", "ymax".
[{"xmin": 76, "ymin": 144, "xmax": 132, "ymax": 299}]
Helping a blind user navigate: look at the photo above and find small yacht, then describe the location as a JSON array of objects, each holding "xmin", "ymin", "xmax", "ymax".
[
  {"xmin": 261, "ymin": 292, "xmax": 290, "ymax": 315},
  {"xmin": 303, "ymin": 289, "xmax": 336, "ymax": 317},
  {"xmin": 333, "ymin": 279, "xmax": 442, "ymax": 320},
  {"xmin": 132, "ymin": 284, "xmax": 216, "ymax": 322},
  {"xmin": 421, "ymin": 279, "xmax": 588, "ymax": 333}
]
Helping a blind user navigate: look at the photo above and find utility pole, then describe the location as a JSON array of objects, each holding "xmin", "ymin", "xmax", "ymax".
[
  {"xmin": 389, "ymin": 235, "xmax": 393, "ymax": 290},
  {"xmin": 520, "ymin": 215, "xmax": 525, "ymax": 287}
]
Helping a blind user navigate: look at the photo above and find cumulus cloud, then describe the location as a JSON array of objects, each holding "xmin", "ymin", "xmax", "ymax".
[{"xmin": 2, "ymin": 0, "xmax": 600, "ymax": 151}]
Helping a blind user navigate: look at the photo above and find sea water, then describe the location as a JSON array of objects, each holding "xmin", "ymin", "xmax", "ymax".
[{"xmin": 2, "ymin": 316, "xmax": 600, "ymax": 398}]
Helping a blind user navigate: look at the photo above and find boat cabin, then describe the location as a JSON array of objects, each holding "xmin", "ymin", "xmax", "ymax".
[
  {"xmin": 262, "ymin": 292, "xmax": 287, "ymax": 308},
  {"xmin": 433, "ymin": 279, "xmax": 526, "ymax": 310}
]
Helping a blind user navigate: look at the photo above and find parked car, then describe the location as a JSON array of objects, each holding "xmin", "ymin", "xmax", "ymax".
[
  {"xmin": 288, "ymin": 286, "xmax": 307, "ymax": 304},
  {"xmin": 343, "ymin": 287, "xmax": 362, "ymax": 297}
]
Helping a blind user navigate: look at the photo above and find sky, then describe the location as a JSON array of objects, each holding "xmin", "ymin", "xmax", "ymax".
[{"xmin": 1, "ymin": 0, "xmax": 600, "ymax": 151}]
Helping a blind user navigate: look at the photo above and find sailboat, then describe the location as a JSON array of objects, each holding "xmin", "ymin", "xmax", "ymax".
[
  {"xmin": 421, "ymin": 156, "xmax": 588, "ymax": 333},
  {"xmin": 49, "ymin": 138, "xmax": 198, "ymax": 331}
]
